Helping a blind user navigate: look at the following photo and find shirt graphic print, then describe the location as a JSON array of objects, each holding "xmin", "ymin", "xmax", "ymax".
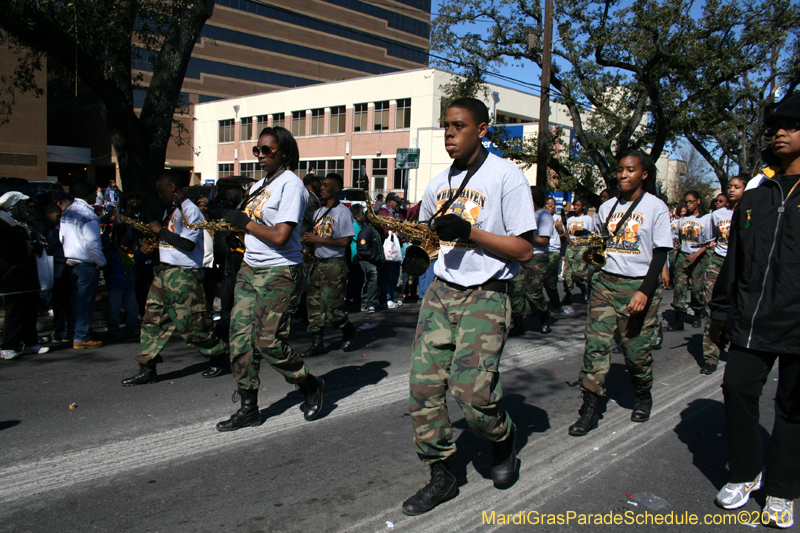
[
  {"xmin": 243, "ymin": 189, "xmax": 274, "ymax": 224},
  {"xmin": 435, "ymin": 187, "xmax": 486, "ymax": 249},
  {"xmin": 606, "ymin": 211, "xmax": 645, "ymax": 255}
]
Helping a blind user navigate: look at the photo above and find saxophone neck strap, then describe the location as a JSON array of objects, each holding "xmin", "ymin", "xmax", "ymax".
[
  {"xmin": 313, "ymin": 199, "xmax": 340, "ymax": 227},
  {"xmin": 426, "ymin": 146, "xmax": 489, "ymax": 225},
  {"xmin": 602, "ymin": 191, "xmax": 645, "ymax": 239},
  {"xmin": 238, "ymin": 167, "xmax": 288, "ymax": 210}
]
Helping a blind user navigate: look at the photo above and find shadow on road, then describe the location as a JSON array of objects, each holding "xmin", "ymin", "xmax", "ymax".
[
  {"xmin": 157, "ymin": 361, "xmax": 208, "ymax": 382},
  {"xmin": 257, "ymin": 360, "xmax": 391, "ymax": 423},
  {"xmin": 450, "ymin": 393, "xmax": 550, "ymax": 488},
  {"xmin": 0, "ymin": 420, "xmax": 21, "ymax": 431}
]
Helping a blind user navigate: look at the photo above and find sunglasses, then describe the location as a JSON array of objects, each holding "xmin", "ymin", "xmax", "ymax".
[
  {"xmin": 764, "ymin": 120, "xmax": 800, "ymax": 139},
  {"xmin": 252, "ymin": 145, "xmax": 278, "ymax": 158}
]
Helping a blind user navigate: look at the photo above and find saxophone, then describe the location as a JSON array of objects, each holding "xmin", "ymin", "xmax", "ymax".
[
  {"xmin": 561, "ymin": 211, "xmax": 608, "ymax": 268},
  {"xmin": 176, "ymin": 201, "xmax": 246, "ymax": 249},
  {"xmin": 113, "ymin": 209, "xmax": 161, "ymax": 245},
  {"xmin": 364, "ymin": 190, "xmax": 439, "ymax": 276}
]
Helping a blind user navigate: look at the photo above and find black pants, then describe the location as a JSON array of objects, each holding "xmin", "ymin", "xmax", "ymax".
[
  {"xmin": 1, "ymin": 293, "xmax": 39, "ymax": 350},
  {"xmin": 722, "ymin": 344, "xmax": 800, "ymax": 499},
  {"xmin": 51, "ymin": 268, "xmax": 73, "ymax": 340}
]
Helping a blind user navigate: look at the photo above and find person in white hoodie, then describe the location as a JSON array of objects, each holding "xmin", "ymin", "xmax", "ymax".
[{"xmin": 60, "ymin": 178, "xmax": 106, "ymax": 349}]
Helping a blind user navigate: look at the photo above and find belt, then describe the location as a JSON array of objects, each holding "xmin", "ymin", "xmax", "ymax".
[
  {"xmin": 435, "ymin": 277, "xmax": 509, "ymax": 294},
  {"xmin": 154, "ymin": 263, "xmax": 196, "ymax": 273}
]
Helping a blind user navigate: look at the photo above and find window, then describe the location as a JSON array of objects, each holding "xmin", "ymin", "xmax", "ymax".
[
  {"xmin": 374, "ymin": 100, "xmax": 390, "ymax": 131},
  {"xmin": 352, "ymin": 158, "xmax": 366, "ymax": 188},
  {"xmin": 218, "ymin": 119, "xmax": 234, "ymax": 143},
  {"xmin": 240, "ymin": 117, "xmax": 253, "ymax": 141},
  {"xmin": 298, "ymin": 159, "xmax": 345, "ymax": 177},
  {"xmin": 292, "ymin": 110, "xmax": 306, "ymax": 137},
  {"xmin": 372, "ymin": 158, "xmax": 388, "ymax": 190},
  {"xmin": 255, "ymin": 115, "xmax": 268, "ymax": 135},
  {"xmin": 329, "ymin": 105, "xmax": 346, "ymax": 134},
  {"xmin": 395, "ymin": 98, "xmax": 411, "ymax": 129},
  {"xmin": 218, "ymin": 163, "xmax": 234, "ymax": 179},
  {"xmin": 310, "ymin": 108, "xmax": 324, "ymax": 136},
  {"xmin": 394, "ymin": 167, "xmax": 406, "ymax": 190},
  {"xmin": 496, "ymin": 114, "xmax": 506, "ymax": 124},
  {"xmin": 240, "ymin": 162, "xmax": 265, "ymax": 182},
  {"xmin": 353, "ymin": 103, "xmax": 368, "ymax": 132},
  {"xmin": 272, "ymin": 112, "xmax": 285, "ymax": 128}
]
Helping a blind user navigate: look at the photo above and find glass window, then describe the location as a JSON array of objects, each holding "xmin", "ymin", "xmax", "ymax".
[
  {"xmin": 310, "ymin": 108, "xmax": 324, "ymax": 136},
  {"xmin": 218, "ymin": 163, "xmax": 234, "ymax": 179},
  {"xmin": 240, "ymin": 162, "xmax": 265, "ymax": 182},
  {"xmin": 255, "ymin": 115, "xmax": 268, "ymax": 136},
  {"xmin": 372, "ymin": 158, "xmax": 388, "ymax": 176},
  {"xmin": 292, "ymin": 110, "xmax": 306, "ymax": 137},
  {"xmin": 218, "ymin": 119, "xmax": 234, "ymax": 143},
  {"xmin": 240, "ymin": 117, "xmax": 253, "ymax": 141},
  {"xmin": 395, "ymin": 98, "xmax": 411, "ymax": 129},
  {"xmin": 353, "ymin": 103, "xmax": 368, "ymax": 132},
  {"xmin": 329, "ymin": 105, "xmax": 346, "ymax": 134},
  {"xmin": 272, "ymin": 112, "xmax": 285, "ymax": 128},
  {"xmin": 394, "ymin": 167, "xmax": 406, "ymax": 190},
  {"xmin": 374, "ymin": 100, "xmax": 390, "ymax": 131},
  {"xmin": 352, "ymin": 158, "xmax": 366, "ymax": 188}
]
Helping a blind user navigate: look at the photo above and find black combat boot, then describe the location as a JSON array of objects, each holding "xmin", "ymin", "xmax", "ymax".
[
  {"xmin": 341, "ymin": 322, "xmax": 356, "ymax": 352},
  {"xmin": 667, "ymin": 311, "xmax": 684, "ymax": 331},
  {"xmin": 216, "ymin": 389, "xmax": 261, "ymax": 431},
  {"xmin": 631, "ymin": 392, "xmax": 653, "ymax": 422},
  {"xmin": 301, "ymin": 334, "xmax": 325, "ymax": 358},
  {"xmin": 202, "ymin": 353, "xmax": 227, "ymax": 378},
  {"xmin": 297, "ymin": 374, "xmax": 325, "ymax": 421},
  {"xmin": 121, "ymin": 362, "xmax": 158, "ymax": 386},
  {"xmin": 402, "ymin": 461, "xmax": 458, "ymax": 516},
  {"xmin": 562, "ymin": 292, "xmax": 573, "ymax": 306},
  {"xmin": 539, "ymin": 309, "xmax": 552, "ymax": 334},
  {"xmin": 491, "ymin": 424, "xmax": 518, "ymax": 489},
  {"xmin": 568, "ymin": 391, "xmax": 600, "ymax": 436},
  {"xmin": 700, "ymin": 362, "xmax": 718, "ymax": 375},
  {"xmin": 692, "ymin": 312, "xmax": 703, "ymax": 329},
  {"xmin": 509, "ymin": 314, "xmax": 525, "ymax": 337}
]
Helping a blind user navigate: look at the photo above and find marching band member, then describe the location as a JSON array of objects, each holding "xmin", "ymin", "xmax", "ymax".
[
  {"xmin": 403, "ymin": 98, "xmax": 535, "ymax": 515},
  {"xmin": 569, "ymin": 150, "xmax": 672, "ymax": 436},
  {"xmin": 562, "ymin": 197, "xmax": 594, "ymax": 304},
  {"xmin": 216, "ymin": 126, "xmax": 324, "ymax": 431}
]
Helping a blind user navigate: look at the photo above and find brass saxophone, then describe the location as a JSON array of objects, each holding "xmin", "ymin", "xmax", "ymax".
[
  {"xmin": 113, "ymin": 209, "xmax": 161, "ymax": 245},
  {"xmin": 561, "ymin": 211, "xmax": 608, "ymax": 268},
  {"xmin": 176, "ymin": 202, "xmax": 246, "ymax": 249},
  {"xmin": 364, "ymin": 190, "xmax": 439, "ymax": 276}
]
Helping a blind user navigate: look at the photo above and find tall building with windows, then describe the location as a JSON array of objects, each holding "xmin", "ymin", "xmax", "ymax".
[
  {"xmin": 193, "ymin": 68, "xmax": 578, "ymax": 201},
  {"xmin": 45, "ymin": 0, "xmax": 431, "ymax": 184}
]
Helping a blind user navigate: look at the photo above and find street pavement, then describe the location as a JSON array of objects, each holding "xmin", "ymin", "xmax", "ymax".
[{"xmin": 0, "ymin": 289, "xmax": 779, "ymax": 532}]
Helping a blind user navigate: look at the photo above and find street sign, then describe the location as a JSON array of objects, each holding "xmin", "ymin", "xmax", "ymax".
[{"xmin": 395, "ymin": 148, "xmax": 420, "ymax": 169}]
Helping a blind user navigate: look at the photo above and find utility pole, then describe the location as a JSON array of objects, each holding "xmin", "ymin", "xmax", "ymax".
[{"xmin": 536, "ymin": 0, "xmax": 554, "ymax": 189}]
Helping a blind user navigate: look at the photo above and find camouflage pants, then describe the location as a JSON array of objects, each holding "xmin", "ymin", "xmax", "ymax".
[
  {"xmin": 137, "ymin": 267, "xmax": 225, "ymax": 364},
  {"xmin": 306, "ymin": 257, "xmax": 349, "ymax": 334},
  {"xmin": 544, "ymin": 252, "xmax": 561, "ymax": 309},
  {"xmin": 702, "ymin": 253, "xmax": 725, "ymax": 363},
  {"xmin": 563, "ymin": 245, "xmax": 589, "ymax": 294},
  {"xmin": 229, "ymin": 264, "xmax": 309, "ymax": 391},
  {"xmin": 510, "ymin": 253, "xmax": 550, "ymax": 319},
  {"xmin": 410, "ymin": 278, "xmax": 513, "ymax": 464},
  {"xmin": 579, "ymin": 272, "xmax": 662, "ymax": 396},
  {"xmin": 672, "ymin": 251, "xmax": 709, "ymax": 313}
]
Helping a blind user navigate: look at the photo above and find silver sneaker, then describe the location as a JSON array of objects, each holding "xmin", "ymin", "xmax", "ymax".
[
  {"xmin": 763, "ymin": 496, "xmax": 794, "ymax": 528},
  {"xmin": 716, "ymin": 472, "xmax": 762, "ymax": 509}
]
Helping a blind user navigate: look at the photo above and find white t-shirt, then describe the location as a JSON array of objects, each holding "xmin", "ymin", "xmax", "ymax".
[
  {"xmin": 312, "ymin": 202, "xmax": 355, "ymax": 259},
  {"xmin": 711, "ymin": 207, "xmax": 733, "ymax": 258},
  {"xmin": 567, "ymin": 214, "xmax": 595, "ymax": 240},
  {"xmin": 242, "ymin": 171, "xmax": 308, "ymax": 267},
  {"xmin": 534, "ymin": 208, "xmax": 555, "ymax": 255},
  {"xmin": 158, "ymin": 197, "xmax": 204, "ymax": 269},
  {"xmin": 419, "ymin": 152, "xmax": 536, "ymax": 286},
  {"xmin": 548, "ymin": 213, "xmax": 561, "ymax": 253},
  {"xmin": 597, "ymin": 193, "xmax": 673, "ymax": 277},
  {"xmin": 678, "ymin": 214, "xmax": 710, "ymax": 254}
]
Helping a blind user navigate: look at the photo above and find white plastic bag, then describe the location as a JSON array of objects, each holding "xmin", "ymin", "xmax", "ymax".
[
  {"xmin": 36, "ymin": 251, "xmax": 54, "ymax": 291},
  {"xmin": 383, "ymin": 231, "xmax": 402, "ymax": 262}
]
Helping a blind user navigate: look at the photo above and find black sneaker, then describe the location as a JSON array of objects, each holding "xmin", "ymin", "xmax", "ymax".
[
  {"xmin": 700, "ymin": 363, "xmax": 718, "ymax": 375},
  {"xmin": 402, "ymin": 462, "xmax": 458, "ymax": 516}
]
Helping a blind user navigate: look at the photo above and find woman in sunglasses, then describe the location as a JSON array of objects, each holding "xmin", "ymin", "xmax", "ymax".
[{"xmin": 215, "ymin": 126, "xmax": 324, "ymax": 431}]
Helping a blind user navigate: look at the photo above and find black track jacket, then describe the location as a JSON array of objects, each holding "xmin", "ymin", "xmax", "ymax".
[{"xmin": 710, "ymin": 172, "xmax": 800, "ymax": 353}]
